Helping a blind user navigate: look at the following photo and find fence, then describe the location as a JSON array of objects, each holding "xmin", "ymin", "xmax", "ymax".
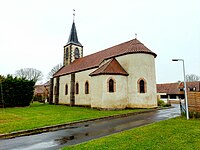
[{"xmin": 188, "ymin": 92, "xmax": 200, "ymax": 118}]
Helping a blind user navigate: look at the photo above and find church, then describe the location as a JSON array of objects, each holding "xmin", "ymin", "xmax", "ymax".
[{"xmin": 49, "ymin": 20, "xmax": 157, "ymax": 109}]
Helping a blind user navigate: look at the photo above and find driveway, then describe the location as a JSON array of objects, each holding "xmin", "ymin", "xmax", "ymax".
[{"xmin": 0, "ymin": 104, "xmax": 180, "ymax": 150}]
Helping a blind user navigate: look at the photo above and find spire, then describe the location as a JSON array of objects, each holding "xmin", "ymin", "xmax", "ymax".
[{"xmin": 67, "ymin": 10, "xmax": 82, "ymax": 46}]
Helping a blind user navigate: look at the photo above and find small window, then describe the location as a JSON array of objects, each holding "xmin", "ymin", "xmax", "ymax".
[
  {"xmin": 189, "ymin": 87, "xmax": 196, "ymax": 91},
  {"xmin": 138, "ymin": 78, "xmax": 146, "ymax": 93},
  {"xmin": 65, "ymin": 84, "xmax": 68, "ymax": 95},
  {"xmin": 179, "ymin": 88, "xmax": 184, "ymax": 91},
  {"xmin": 75, "ymin": 82, "xmax": 79, "ymax": 94},
  {"xmin": 75, "ymin": 48, "xmax": 80, "ymax": 59},
  {"xmin": 139, "ymin": 80, "xmax": 145, "ymax": 93},
  {"xmin": 161, "ymin": 95, "xmax": 168, "ymax": 99},
  {"xmin": 66, "ymin": 47, "xmax": 69, "ymax": 58},
  {"xmin": 170, "ymin": 95, "xmax": 176, "ymax": 99},
  {"xmin": 85, "ymin": 81, "xmax": 89, "ymax": 94},
  {"xmin": 109, "ymin": 79, "xmax": 114, "ymax": 92}
]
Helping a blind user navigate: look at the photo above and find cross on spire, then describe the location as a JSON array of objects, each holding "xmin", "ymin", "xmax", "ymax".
[
  {"xmin": 135, "ymin": 33, "xmax": 137, "ymax": 39},
  {"xmin": 73, "ymin": 9, "xmax": 75, "ymax": 22}
]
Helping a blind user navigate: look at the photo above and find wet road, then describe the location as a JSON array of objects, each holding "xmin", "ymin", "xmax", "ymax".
[{"xmin": 0, "ymin": 104, "xmax": 180, "ymax": 150}]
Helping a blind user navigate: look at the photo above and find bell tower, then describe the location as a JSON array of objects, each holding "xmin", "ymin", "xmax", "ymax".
[{"xmin": 63, "ymin": 12, "xmax": 83, "ymax": 66}]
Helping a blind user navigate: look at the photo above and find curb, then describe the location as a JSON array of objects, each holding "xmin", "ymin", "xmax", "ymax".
[{"xmin": 0, "ymin": 109, "xmax": 159, "ymax": 139}]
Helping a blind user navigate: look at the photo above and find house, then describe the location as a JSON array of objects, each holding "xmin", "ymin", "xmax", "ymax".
[
  {"xmin": 157, "ymin": 81, "xmax": 200, "ymax": 103},
  {"xmin": 34, "ymin": 81, "xmax": 50, "ymax": 101},
  {"xmin": 49, "ymin": 20, "xmax": 157, "ymax": 109}
]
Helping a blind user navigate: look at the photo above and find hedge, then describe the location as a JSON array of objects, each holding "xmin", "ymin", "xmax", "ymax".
[{"xmin": 0, "ymin": 75, "xmax": 35, "ymax": 107}]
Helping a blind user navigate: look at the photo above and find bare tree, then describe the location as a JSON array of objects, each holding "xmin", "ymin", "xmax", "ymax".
[
  {"xmin": 15, "ymin": 68, "xmax": 43, "ymax": 82},
  {"xmin": 47, "ymin": 63, "xmax": 63, "ymax": 80},
  {"xmin": 186, "ymin": 74, "xmax": 200, "ymax": 82}
]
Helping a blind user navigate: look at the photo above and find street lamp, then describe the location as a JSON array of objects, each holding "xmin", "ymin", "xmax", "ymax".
[{"xmin": 172, "ymin": 59, "xmax": 189, "ymax": 120}]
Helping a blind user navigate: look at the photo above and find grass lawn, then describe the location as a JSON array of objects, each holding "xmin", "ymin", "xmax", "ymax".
[
  {"xmin": 63, "ymin": 117, "xmax": 200, "ymax": 150},
  {"xmin": 0, "ymin": 102, "xmax": 148, "ymax": 134}
]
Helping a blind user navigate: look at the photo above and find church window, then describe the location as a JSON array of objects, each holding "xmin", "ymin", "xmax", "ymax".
[
  {"xmin": 108, "ymin": 78, "xmax": 115, "ymax": 93},
  {"xmin": 65, "ymin": 84, "xmax": 68, "ymax": 95},
  {"xmin": 75, "ymin": 82, "xmax": 79, "ymax": 94},
  {"xmin": 138, "ymin": 78, "xmax": 146, "ymax": 93},
  {"xmin": 85, "ymin": 81, "xmax": 89, "ymax": 94},
  {"xmin": 75, "ymin": 48, "xmax": 80, "ymax": 59},
  {"xmin": 66, "ymin": 48, "xmax": 68, "ymax": 58}
]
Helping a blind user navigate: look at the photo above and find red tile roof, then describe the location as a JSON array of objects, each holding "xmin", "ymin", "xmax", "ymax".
[
  {"xmin": 186, "ymin": 82, "xmax": 200, "ymax": 91},
  {"xmin": 34, "ymin": 85, "xmax": 46, "ymax": 95},
  {"xmin": 89, "ymin": 58, "xmax": 128, "ymax": 76},
  {"xmin": 54, "ymin": 38, "xmax": 157, "ymax": 77},
  {"xmin": 157, "ymin": 83, "xmax": 180, "ymax": 94},
  {"xmin": 157, "ymin": 81, "xmax": 200, "ymax": 94}
]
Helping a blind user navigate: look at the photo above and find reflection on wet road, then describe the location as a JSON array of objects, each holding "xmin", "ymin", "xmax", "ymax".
[{"xmin": 0, "ymin": 104, "xmax": 180, "ymax": 150}]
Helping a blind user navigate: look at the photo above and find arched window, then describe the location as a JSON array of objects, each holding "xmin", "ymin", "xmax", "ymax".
[
  {"xmin": 75, "ymin": 82, "xmax": 79, "ymax": 94},
  {"xmin": 108, "ymin": 79, "xmax": 115, "ymax": 93},
  {"xmin": 138, "ymin": 79, "xmax": 146, "ymax": 93},
  {"xmin": 66, "ymin": 47, "xmax": 68, "ymax": 58},
  {"xmin": 65, "ymin": 84, "xmax": 68, "ymax": 95},
  {"xmin": 85, "ymin": 81, "xmax": 89, "ymax": 94},
  {"xmin": 75, "ymin": 48, "xmax": 80, "ymax": 59},
  {"xmin": 140, "ymin": 80, "xmax": 145, "ymax": 93}
]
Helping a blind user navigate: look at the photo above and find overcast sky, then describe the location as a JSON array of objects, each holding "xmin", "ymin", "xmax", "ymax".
[{"xmin": 0, "ymin": 0, "xmax": 199, "ymax": 84}]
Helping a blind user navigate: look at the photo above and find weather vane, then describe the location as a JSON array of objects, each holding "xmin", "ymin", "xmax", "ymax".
[
  {"xmin": 135, "ymin": 33, "xmax": 137, "ymax": 39},
  {"xmin": 73, "ymin": 9, "xmax": 75, "ymax": 22}
]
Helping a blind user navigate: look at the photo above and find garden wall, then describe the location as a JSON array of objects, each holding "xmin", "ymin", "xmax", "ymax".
[{"xmin": 188, "ymin": 92, "xmax": 200, "ymax": 117}]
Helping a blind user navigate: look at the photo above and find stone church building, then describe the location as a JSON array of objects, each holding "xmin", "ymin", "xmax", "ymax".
[{"xmin": 49, "ymin": 21, "xmax": 157, "ymax": 109}]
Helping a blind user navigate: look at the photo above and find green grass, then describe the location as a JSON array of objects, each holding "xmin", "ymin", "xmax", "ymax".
[
  {"xmin": 63, "ymin": 117, "xmax": 200, "ymax": 150},
  {"xmin": 0, "ymin": 102, "xmax": 147, "ymax": 134}
]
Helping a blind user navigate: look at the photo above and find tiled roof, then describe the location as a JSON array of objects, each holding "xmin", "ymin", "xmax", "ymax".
[
  {"xmin": 34, "ymin": 85, "xmax": 46, "ymax": 95},
  {"xmin": 157, "ymin": 83, "xmax": 180, "ymax": 94},
  {"xmin": 157, "ymin": 81, "xmax": 200, "ymax": 94},
  {"xmin": 186, "ymin": 82, "xmax": 200, "ymax": 91},
  {"xmin": 54, "ymin": 38, "xmax": 157, "ymax": 77},
  {"xmin": 89, "ymin": 58, "xmax": 128, "ymax": 76}
]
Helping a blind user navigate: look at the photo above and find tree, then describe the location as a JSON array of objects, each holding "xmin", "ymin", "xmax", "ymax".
[
  {"xmin": 47, "ymin": 63, "xmax": 63, "ymax": 80},
  {"xmin": 186, "ymin": 74, "xmax": 200, "ymax": 82},
  {"xmin": 15, "ymin": 68, "xmax": 43, "ymax": 83},
  {"xmin": 0, "ymin": 75, "xmax": 5, "ymax": 82}
]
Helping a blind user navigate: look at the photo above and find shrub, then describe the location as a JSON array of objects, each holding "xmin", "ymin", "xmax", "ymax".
[
  {"xmin": 157, "ymin": 99, "xmax": 165, "ymax": 106},
  {"xmin": 157, "ymin": 99, "xmax": 171, "ymax": 107},
  {"xmin": 0, "ymin": 75, "xmax": 35, "ymax": 107}
]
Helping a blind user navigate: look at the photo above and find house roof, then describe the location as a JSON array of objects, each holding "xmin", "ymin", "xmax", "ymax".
[
  {"xmin": 157, "ymin": 83, "xmax": 180, "ymax": 94},
  {"xmin": 54, "ymin": 38, "xmax": 157, "ymax": 77},
  {"xmin": 185, "ymin": 82, "xmax": 200, "ymax": 91},
  {"xmin": 157, "ymin": 81, "xmax": 200, "ymax": 94},
  {"xmin": 89, "ymin": 58, "xmax": 128, "ymax": 76},
  {"xmin": 66, "ymin": 22, "xmax": 82, "ymax": 47},
  {"xmin": 34, "ymin": 85, "xmax": 46, "ymax": 95}
]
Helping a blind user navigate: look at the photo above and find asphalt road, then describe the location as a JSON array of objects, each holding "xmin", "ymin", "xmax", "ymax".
[{"xmin": 0, "ymin": 104, "xmax": 180, "ymax": 150}]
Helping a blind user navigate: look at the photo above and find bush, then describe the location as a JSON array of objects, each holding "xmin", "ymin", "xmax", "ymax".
[
  {"xmin": 157, "ymin": 99, "xmax": 171, "ymax": 107},
  {"xmin": 157, "ymin": 99, "xmax": 165, "ymax": 106},
  {"xmin": 0, "ymin": 75, "xmax": 35, "ymax": 107}
]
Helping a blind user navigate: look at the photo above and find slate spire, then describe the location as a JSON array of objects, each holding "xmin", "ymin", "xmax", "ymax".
[{"xmin": 67, "ymin": 21, "xmax": 82, "ymax": 46}]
